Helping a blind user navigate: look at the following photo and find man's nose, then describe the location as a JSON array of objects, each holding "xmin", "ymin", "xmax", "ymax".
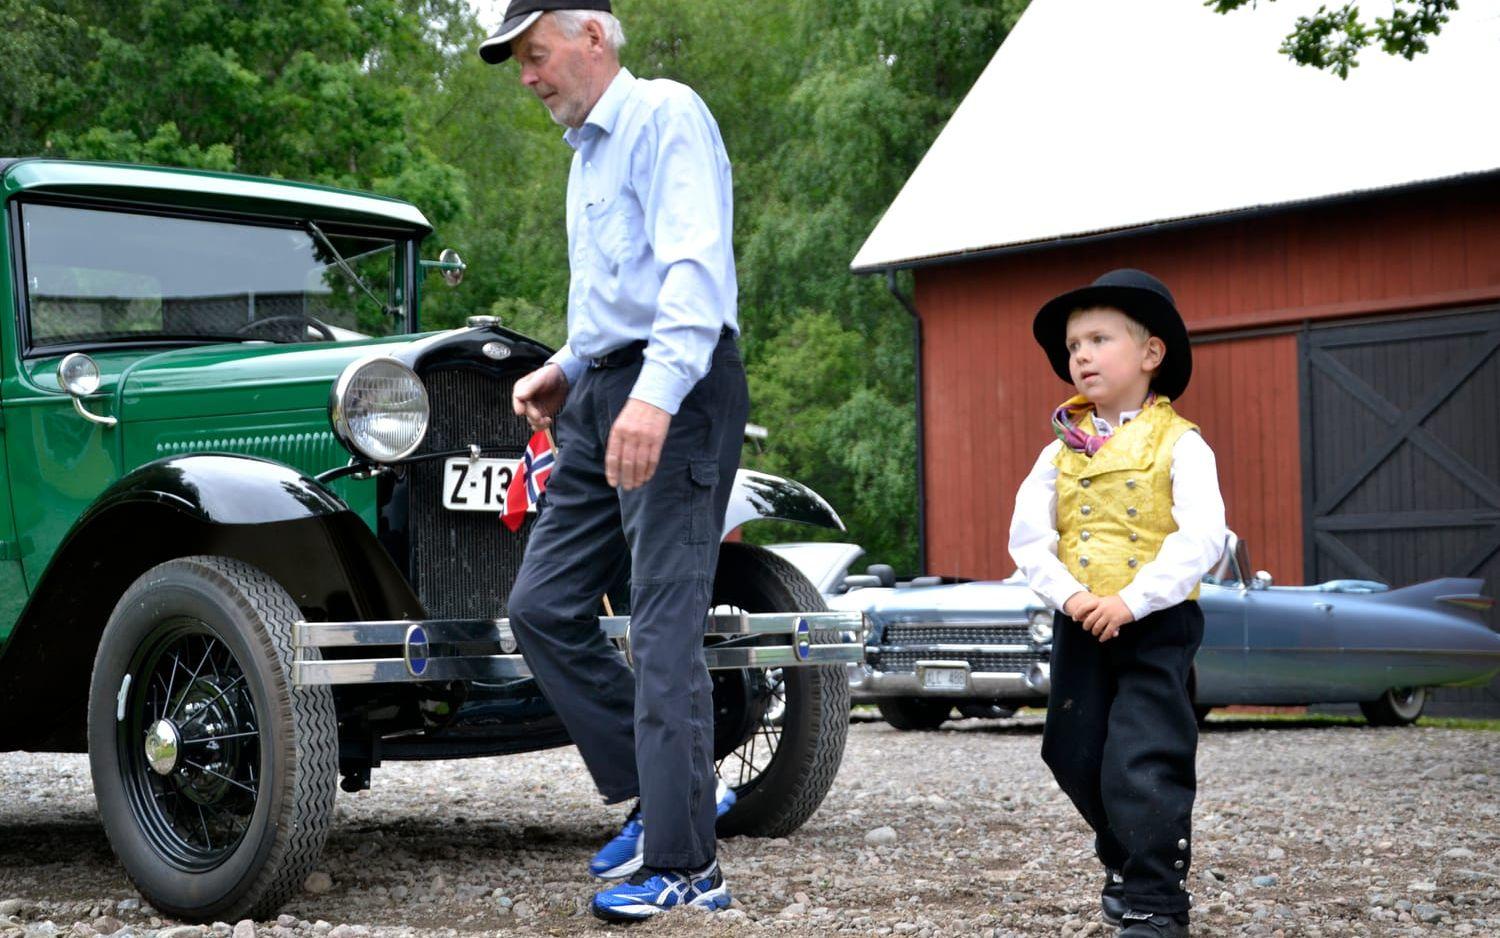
[{"xmin": 520, "ymin": 65, "xmax": 538, "ymax": 87}]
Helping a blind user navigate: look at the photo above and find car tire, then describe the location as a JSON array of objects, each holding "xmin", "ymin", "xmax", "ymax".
[
  {"xmin": 87, "ymin": 556, "xmax": 337, "ymax": 923},
  {"xmin": 876, "ymin": 697, "xmax": 953, "ymax": 731},
  {"xmin": 711, "ymin": 543, "xmax": 850, "ymax": 839},
  {"xmin": 1359, "ymin": 687, "xmax": 1428, "ymax": 727}
]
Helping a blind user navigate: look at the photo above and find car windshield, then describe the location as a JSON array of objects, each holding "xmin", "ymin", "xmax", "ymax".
[{"xmin": 19, "ymin": 202, "xmax": 411, "ymax": 348}]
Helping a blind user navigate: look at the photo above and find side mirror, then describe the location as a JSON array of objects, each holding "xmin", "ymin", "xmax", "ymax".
[
  {"xmin": 420, "ymin": 248, "xmax": 466, "ymax": 286},
  {"xmin": 1253, "ymin": 570, "xmax": 1273, "ymax": 590},
  {"xmin": 57, "ymin": 353, "xmax": 117, "ymax": 427}
]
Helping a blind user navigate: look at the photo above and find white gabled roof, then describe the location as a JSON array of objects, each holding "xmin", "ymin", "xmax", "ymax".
[{"xmin": 852, "ymin": 0, "xmax": 1500, "ymax": 273}]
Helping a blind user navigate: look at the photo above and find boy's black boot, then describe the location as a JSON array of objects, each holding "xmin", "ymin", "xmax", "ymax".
[
  {"xmin": 1100, "ymin": 869, "xmax": 1127, "ymax": 926},
  {"xmin": 1118, "ymin": 911, "xmax": 1189, "ymax": 937}
]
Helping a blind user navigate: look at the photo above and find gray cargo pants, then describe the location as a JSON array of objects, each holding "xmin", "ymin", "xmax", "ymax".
[{"xmin": 506, "ymin": 333, "xmax": 748, "ymax": 871}]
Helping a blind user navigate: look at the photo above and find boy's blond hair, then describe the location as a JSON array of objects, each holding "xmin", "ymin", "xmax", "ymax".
[{"xmin": 1068, "ymin": 306, "xmax": 1152, "ymax": 344}]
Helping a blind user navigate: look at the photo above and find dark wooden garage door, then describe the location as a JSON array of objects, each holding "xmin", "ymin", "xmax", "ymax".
[{"xmin": 1301, "ymin": 309, "xmax": 1500, "ymax": 713}]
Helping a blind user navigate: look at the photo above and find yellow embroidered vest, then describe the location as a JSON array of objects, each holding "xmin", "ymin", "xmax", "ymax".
[{"xmin": 1053, "ymin": 399, "xmax": 1200, "ymax": 600}]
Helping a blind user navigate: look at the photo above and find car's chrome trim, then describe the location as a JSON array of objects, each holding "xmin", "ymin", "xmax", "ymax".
[
  {"xmin": 292, "ymin": 611, "xmax": 867, "ymax": 685},
  {"xmin": 849, "ymin": 662, "xmax": 1050, "ymax": 699},
  {"xmin": 873, "ymin": 643, "xmax": 1035, "ymax": 655}
]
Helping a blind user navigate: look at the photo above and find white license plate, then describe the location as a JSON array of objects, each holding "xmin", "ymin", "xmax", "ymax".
[
  {"xmin": 918, "ymin": 663, "xmax": 969, "ymax": 691},
  {"xmin": 443, "ymin": 457, "xmax": 522, "ymax": 512}
]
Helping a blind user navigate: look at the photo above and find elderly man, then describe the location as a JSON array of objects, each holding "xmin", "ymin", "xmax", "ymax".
[{"xmin": 480, "ymin": 0, "xmax": 746, "ymax": 923}]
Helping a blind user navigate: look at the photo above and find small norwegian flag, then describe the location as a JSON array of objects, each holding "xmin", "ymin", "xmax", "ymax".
[{"xmin": 501, "ymin": 430, "xmax": 555, "ymax": 532}]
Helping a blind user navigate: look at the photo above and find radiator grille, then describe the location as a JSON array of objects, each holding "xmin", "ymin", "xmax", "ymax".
[
  {"xmin": 872, "ymin": 650, "xmax": 1044, "ymax": 674},
  {"xmin": 409, "ymin": 366, "xmax": 536, "ymax": 620},
  {"xmin": 883, "ymin": 624, "xmax": 1030, "ymax": 645}
]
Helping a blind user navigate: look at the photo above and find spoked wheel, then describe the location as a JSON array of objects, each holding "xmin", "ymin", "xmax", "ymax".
[
  {"xmin": 122, "ymin": 627, "xmax": 262, "ymax": 868},
  {"xmin": 710, "ymin": 543, "xmax": 850, "ymax": 838},
  {"xmin": 88, "ymin": 556, "xmax": 337, "ymax": 923}
]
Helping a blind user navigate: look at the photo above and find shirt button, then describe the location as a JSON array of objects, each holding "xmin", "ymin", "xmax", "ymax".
[{"xmin": 1080, "ymin": 478, "xmax": 1091, "ymax": 488}]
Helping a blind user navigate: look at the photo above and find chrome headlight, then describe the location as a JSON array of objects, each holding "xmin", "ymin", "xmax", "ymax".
[
  {"xmin": 1028, "ymin": 608, "xmax": 1054, "ymax": 644},
  {"xmin": 330, "ymin": 356, "xmax": 430, "ymax": 462}
]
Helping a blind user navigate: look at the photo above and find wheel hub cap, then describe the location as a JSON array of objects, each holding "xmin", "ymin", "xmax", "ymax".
[{"xmin": 144, "ymin": 719, "xmax": 181, "ymax": 775}]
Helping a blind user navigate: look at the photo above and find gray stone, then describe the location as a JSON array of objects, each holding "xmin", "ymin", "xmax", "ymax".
[
  {"xmin": 114, "ymin": 903, "xmax": 138, "ymax": 915},
  {"xmin": 303, "ymin": 872, "xmax": 333, "ymax": 896},
  {"xmin": 231, "ymin": 922, "xmax": 254, "ymax": 938},
  {"xmin": 865, "ymin": 826, "xmax": 898, "ymax": 846},
  {"xmin": 1252, "ymin": 875, "xmax": 1278, "ymax": 887},
  {"xmin": 157, "ymin": 927, "xmax": 205, "ymax": 938},
  {"xmin": 1414, "ymin": 904, "xmax": 1444, "ymax": 924},
  {"xmin": 0, "ymin": 906, "xmax": 23, "ymax": 920}
]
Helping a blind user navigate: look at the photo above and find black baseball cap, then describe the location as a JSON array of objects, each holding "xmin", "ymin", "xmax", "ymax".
[{"xmin": 479, "ymin": 0, "xmax": 613, "ymax": 64}]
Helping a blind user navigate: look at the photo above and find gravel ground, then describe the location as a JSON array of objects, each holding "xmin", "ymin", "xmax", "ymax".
[{"xmin": 1, "ymin": 714, "xmax": 1496, "ymax": 937}]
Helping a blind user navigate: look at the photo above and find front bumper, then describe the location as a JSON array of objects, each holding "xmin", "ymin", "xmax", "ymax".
[
  {"xmin": 848, "ymin": 660, "xmax": 1051, "ymax": 701},
  {"xmin": 293, "ymin": 611, "xmax": 866, "ymax": 685}
]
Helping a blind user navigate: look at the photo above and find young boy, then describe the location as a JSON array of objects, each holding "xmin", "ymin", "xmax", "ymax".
[{"xmin": 1009, "ymin": 269, "xmax": 1226, "ymax": 937}]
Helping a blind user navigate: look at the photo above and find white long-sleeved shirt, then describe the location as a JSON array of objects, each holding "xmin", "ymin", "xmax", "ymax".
[{"xmin": 1008, "ymin": 410, "xmax": 1227, "ymax": 621}]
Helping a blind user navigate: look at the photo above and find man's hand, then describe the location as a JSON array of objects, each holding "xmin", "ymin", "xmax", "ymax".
[
  {"xmin": 606, "ymin": 398, "xmax": 672, "ymax": 491},
  {"xmin": 1083, "ymin": 595, "xmax": 1135, "ymax": 641},
  {"xmin": 512, "ymin": 363, "xmax": 569, "ymax": 431}
]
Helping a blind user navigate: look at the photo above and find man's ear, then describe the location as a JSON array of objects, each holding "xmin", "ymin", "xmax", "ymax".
[
  {"xmin": 1144, "ymin": 336, "xmax": 1166, "ymax": 371},
  {"xmin": 584, "ymin": 18, "xmax": 607, "ymax": 53}
]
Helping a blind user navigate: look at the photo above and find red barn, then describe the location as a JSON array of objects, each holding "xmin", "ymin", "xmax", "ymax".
[{"xmin": 853, "ymin": 0, "xmax": 1500, "ymax": 709}]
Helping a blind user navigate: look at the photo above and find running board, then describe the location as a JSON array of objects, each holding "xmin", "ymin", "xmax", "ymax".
[{"xmin": 292, "ymin": 612, "xmax": 867, "ymax": 685}]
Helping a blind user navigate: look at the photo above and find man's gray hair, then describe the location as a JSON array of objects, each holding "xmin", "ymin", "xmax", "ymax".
[{"xmin": 551, "ymin": 10, "xmax": 627, "ymax": 51}]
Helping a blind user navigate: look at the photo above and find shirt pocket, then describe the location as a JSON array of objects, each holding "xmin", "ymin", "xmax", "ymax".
[{"xmin": 583, "ymin": 193, "xmax": 638, "ymax": 273}]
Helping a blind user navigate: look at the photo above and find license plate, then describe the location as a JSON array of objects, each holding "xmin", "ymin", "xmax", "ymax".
[
  {"xmin": 443, "ymin": 457, "xmax": 522, "ymax": 512},
  {"xmin": 918, "ymin": 663, "xmax": 969, "ymax": 691}
]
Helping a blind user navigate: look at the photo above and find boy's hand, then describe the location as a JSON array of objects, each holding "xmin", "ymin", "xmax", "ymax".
[
  {"xmin": 1063, "ymin": 591, "xmax": 1099, "ymax": 621},
  {"xmin": 1083, "ymin": 596, "xmax": 1135, "ymax": 641}
]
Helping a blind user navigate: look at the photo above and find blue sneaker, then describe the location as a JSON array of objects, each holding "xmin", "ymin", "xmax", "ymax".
[
  {"xmin": 590, "ymin": 860, "xmax": 731, "ymax": 921},
  {"xmin": 589, "ymin": 779, "xmax": 737, "ymax": 880}
]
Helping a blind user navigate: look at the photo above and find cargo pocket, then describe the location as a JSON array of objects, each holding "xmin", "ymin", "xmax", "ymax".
[{"xmin": 685, "ymin": 458, "xmax": 719, "ymax": 544}]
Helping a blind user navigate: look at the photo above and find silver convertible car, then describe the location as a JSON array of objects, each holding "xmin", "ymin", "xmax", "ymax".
[{"xmin": 771, "ymin": 535, "xmax": 1499, "ymax": 729}]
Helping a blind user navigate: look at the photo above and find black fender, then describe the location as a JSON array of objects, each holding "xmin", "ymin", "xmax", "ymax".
[
  {"xmin": 723, "ymin": 469, "xmax": 845, "ymax": 537},
  {"xmin": 0, "ymin": 454, "xmax": 422, "ymax": 753}
]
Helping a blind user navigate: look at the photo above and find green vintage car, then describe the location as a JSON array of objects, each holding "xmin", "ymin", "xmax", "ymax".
[{"xmin": 0, "ymin": 159, "xmax": 862, "ymax": 922}]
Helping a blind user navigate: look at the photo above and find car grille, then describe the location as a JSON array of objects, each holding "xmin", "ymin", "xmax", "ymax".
[
  {"xmin": 408, "ymin": 365, "xmax": 535, "ymax": 620},
  {"xmin": 883, "ymin": 624, "xmax": 1030, "ymax": 645},
  {"xmin": 872, "ymin": 650, "xmax": 1043, "ymax": 674}
]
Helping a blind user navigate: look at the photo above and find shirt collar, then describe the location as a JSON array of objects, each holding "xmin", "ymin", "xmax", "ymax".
[
  {"xmin": 563, "ymin": 67, "xmax": 635, "ymax": 149},
  {"xmin": 1090, "ymin": 407, "xmax": 1142, "ymax": 435}
]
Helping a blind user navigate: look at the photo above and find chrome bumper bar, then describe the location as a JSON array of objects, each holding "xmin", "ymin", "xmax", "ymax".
[
  {"xmin": 848, "ymin": 661, "xmax": 1051, "ymax": 700},
  {"xmin": 293, "ymin": 612, "xmax": 867, "ymax": 685}
]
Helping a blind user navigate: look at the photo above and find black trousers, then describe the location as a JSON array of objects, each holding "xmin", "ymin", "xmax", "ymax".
[
  {"xmin": 506, "ymin": 334, "xmax": 748, "ymax": 871},
  {"xmin": 1041, "ymin": 600, "xmax": 1203, "ymax": 915}
]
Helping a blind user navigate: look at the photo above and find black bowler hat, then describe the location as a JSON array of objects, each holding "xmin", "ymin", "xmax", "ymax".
[
  {"xmin": 479, "ymin": 0, "xmax": 613, "ymax": 64},
  {"xmin": 1032, "ymin": 268, "xmax": 1193, "ymax": 400}
]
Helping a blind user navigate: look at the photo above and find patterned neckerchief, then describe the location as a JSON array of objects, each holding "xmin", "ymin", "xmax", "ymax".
[{"xmin": 1051, "ymin": 393, "xmax": 1159, "ymax": 457}]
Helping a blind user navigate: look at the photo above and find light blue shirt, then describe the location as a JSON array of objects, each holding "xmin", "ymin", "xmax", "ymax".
[{"xmin": 548, "ymin": 68, "xmax": 738, "ymax": 415}]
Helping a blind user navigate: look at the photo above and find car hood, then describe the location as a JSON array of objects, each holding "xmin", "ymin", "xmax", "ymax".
[
  {"xmin": 111, "ymin": 336, "xmax": 421, "ymax": 422},
  {"xmin": 828, "ymin": 579, "xmax": 1046, "ymax": 625}
]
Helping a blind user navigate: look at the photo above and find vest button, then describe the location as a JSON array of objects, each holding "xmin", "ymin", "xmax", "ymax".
[
  {"xmin": 1080, "ymin": 531, "xmax": 1091, "ymax": 541},
  {"xmin": 1129, "ymin": 533, "xmax": 1139, "ymax": 542},
  {"xmin": 1081, "ymin": 506, "xmax": 1092, "ymax": 516},
  {"xmin": 1080, "ymin": 478, "xmax": 1091, "ymax": 488},
  {"xmin": 1127, "ymin": 507, "xmax": 1138, "ymax": 517},
  {"xmin": 1079, "ymin": 556, "xmax": 1089, "ymax": 567},
  {"xmin": 1128, "ymin": 557, "xmax": 1138, "ymax": 568},
  {"xmin": 1126, "ymin": 479, "xmax": 1137, "ymax": 489}
]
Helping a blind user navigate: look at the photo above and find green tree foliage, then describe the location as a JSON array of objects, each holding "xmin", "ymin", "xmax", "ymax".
[
  {"xmin": 1, "ymin": 0, "xmax": 470, "ymax": 225},
  {"xmin": 1209, "ymin": 0, "xmax": 1459, "ymax": 79},
  {"xmin": 2, "ymin": 0, "xmax": 1028, "ymax": 574}
]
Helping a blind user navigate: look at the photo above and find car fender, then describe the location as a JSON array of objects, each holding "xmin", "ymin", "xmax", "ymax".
[
  {"xmin": 724, "ymin": 469, "xmax": 844, "ymax": 537},
  {"xmin": 0, "ymin": 454, "xmax": 422, "ymax": 753}
]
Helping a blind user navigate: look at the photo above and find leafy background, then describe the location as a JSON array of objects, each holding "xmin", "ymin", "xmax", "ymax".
[{"xmin": 2, "ymin": 0, "xmax": 1027, "ymax": 573}]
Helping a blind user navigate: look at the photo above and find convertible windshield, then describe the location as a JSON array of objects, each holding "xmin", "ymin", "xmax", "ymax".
[{"xmin": 20, "ymin": 203, "xmax": 410, "ymax": 348}]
